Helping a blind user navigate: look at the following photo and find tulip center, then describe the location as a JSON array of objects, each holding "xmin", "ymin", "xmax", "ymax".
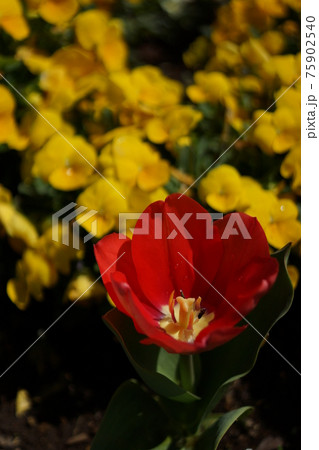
[{"xmin": 159, "ymin": 291, "xmax": 215, "ymax": 343}]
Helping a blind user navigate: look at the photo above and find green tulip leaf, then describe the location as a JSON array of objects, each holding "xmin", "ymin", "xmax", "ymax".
[
  {"xmin": 103, "ymin": 310, "xmax": 201, "ymax": 403},
  {"xmin": 91, "ymin": 379, "xmax": 168, "ymax": 450},
  {"xmin": 194, "ymin": 407, "xmax": 253, "ymax": 450}
]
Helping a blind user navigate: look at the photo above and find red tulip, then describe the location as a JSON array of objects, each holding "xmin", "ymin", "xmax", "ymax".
[{"xmin": 94, "ymin": 194, "xmax": 278, "ymax": 354}]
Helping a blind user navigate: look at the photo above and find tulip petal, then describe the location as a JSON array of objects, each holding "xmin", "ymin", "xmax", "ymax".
[{"xmin": 131, "ymin": 194, "xmax": 223, "ymax": 309}]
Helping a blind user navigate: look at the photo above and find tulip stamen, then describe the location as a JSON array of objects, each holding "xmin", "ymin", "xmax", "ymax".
[
  {"xmin": 169, "ymin": 290, "xmax": 177, "ymax": 323},
  {"xmin": 159, "ymin": 292, "xmax": 215, "ymax": 343}
]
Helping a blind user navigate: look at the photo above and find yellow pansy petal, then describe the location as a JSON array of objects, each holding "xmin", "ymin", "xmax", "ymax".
[
  {"xmin": 253, "ymin": 123, "xmax": 277, "ymax": 155},
  {"xmin": 7, "ymin": 278, "xmax": 30, "ymax": 310},
  {"xmin": 98, "ymin": 39, "xmax": 128, "ymax": 72},
  {"xmin": 39, "ymin": 0, "xmax": 79, "ymax": 24},
  {"xmin": 0, "ymin": 203, "xmax": 38, "ymax": 247},
  {"xmin": 186, "ymin": 85, "xmax": 207, "ymax": 103},
  {"xmin": 266, "ymin": 219, "xmax": 301, "ymax": 249},
  {"xmin": 115, "ymin": 159, "xmax": 140, "ymax": 187},
  {"xmin": 199, "ymin": 164, "xmax": 242, "ymax": 212},
  {"xmin": 66, "ymin": 273, "xmax": 105, "ymax": 302},
  {"xmin": 287, "ymin": 265, "xmax": 299, "ymax": 289},
  {"xmin": 137, "ymin": 161, "xmax": 170, "ymax": 191},
  {"xmin": 0, "ymin": 15, "xmax": 29, "ymax": 40},
  {"xmin": 74, "ymin": 9, "xmax": 110, "ymax": 49},
  {"xmin": 48, "ymin": 166, "xmax": 90, "ymax": 191},
  {"xmin": 273, "ymin": 132, "xmax": 295, "ymax": 153},
  {"xmin": 146, "ymin": 118, "xmax": 169, "ymax": 144},
  {"xmin": 0, "ymin": 85, "xmax": 15, "ymax": 114}
]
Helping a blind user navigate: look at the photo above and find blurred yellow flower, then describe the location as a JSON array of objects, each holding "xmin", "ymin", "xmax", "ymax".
[
  {"xmin": 199, "ymin": 165, "xmax": 242, "ymax": 212},
  {"xmin": 32, "ymin": 134, "xmax": 97, "ymax": 191},
  {"xmin": 236, "ymin": 176, "xmax": 264, "ymax": 210},
  {"xmin": 109, "ymin": 66, "xmax": 183, "ymax": 125},
  {"xmin": 0, "ymin": 85, "xmax": 28, "ymax": 150},
  {"xmin": 287, "ymin": 265, "xmax": 299, "ymax": 289},
  {"xmin": 0, "ymin": 202, "xmax": 38, "ymax": 250},
  {"xmin": 146, "ymin": 106, "xmax": 202, "ymax": 149},
  {"xmin": 252, "ymin": 86, "xmax": 300, "ymax": 155},
  {"xmin": 183, "ymin": 36, "xmax": 210, "ymax": 69},
  {"xmin": 37, "ymin": 223, "xmax": 83, "ymax": 275},
  {"xmin": 211, "ymin": 41, "xmax": 242, "ymax": 70},
  {"xmin": 7, "ymin": 249, "xmax": 58, "ymax": 310},
  {"xmin": 246, "ymin": 192, "xmax": 301, "ymax": 249},
  {"xmin": 75, "ymin": 11, "xmax": 128, "ymax": 72},
  {"xmin": 16, "ymin": 47, "xmax": 51, "ymax": 74},
  {"xmin": 240, "ymin": 38, "xmax": 270, "ymax": 66},
  {"xmin": 260, "ymin": 30, "xmax": 286, "ymax": 55},
  {"xmin": 77, "ymin": 178, "xmax": 128, "ymax": 238},
  {"xmin": 262, "ymin": 53, "xmax": 301, "ymax": 86},
  {"xmin": 187, "ymin": 71, "xmax": 233, "ymax": 105},
  {"xmin": 39, "ymin": 46, "xmax": 107, "ymax": 110},
  {"xmin": 38, "ymin": 0, "xmax": 79, "ymax": 24},
  {"xmin": 65, "ymin": 272, "xmax": 106, "ymax": 302},
  {"xmin": 280, "ymin": 144, "xmax": 301, "ymax": 194},
  {"xmin": 0, "ymin": 0, "xmax": 29, "ymax": 40},
  {"xmin": 99, "ymin": 135, "xmax": 170, "ymax": 191}
]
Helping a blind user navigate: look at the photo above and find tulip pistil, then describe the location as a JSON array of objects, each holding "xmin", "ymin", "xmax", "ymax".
[{"xmin": 159, "ymin": 291, "xmax": 215, "ymax": 343}]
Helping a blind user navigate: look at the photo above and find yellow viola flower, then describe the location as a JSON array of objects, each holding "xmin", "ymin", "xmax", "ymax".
[
  {"xmin": 39, "ymin": 46, "xmax": 107, "ymax": 110},
  {"xmin": 211, "ymin": 41, "xmax": 242, "ymax": 71},
  {"xmin": 0, "ymin": 202, "xmax": 38, "ymax": 250},
  {"xmin": 37, "ymin": 223, "xmax": 83, "ymax": 275},
  {"xmin": 236, "ymin": 176, "xmax": 264, "ymax": 210},
  {"xmin": 74, "ymin": 9, "xmax": 111, "ymax": 50},
  {"xmin": 287, "ymin": 265, "xmax": 299, "ymax": 289},
  {"xmin": 262, "ymin": 53, "xmax": 301, "ymax": 86},
  {"xmin": 211, "ymin": 0, "xmax": 272, "ymax": 45},
  {"xmin": 96, "ymin": 20, "xmax": 128, "ymax": 72},
  {"xmin": 187, "ymin": 71, "xmax": 233, "ymax": 105},
  {"xmin": 260, "ymin": 30, "xmax": 286, "ymax": 55},
  {"xmin": 239, "ymin": 75, "xmax": 263, "ymax": 94},
  {"xmin": 199, "ymin": 165, "xmax": 242, "ymax": 212},
  {"xmin": 183, "ymin": 36, "xmax": 210, "ymax": 69},
  {"xmin": 99, "ymin": 135, "xmax": 170, "ymax": 191},
  {"xmin": 25, "ymin": 108, "xmax": 74, "ymax": 149},
  {"xmin": 246, "ymin": 192, "xmax": 301, "ymax": 249},
  {"xmin": 0, "ymin": 85, "xmax": 28, "ymax": 150},
  {"xmin": 146, "ymin": 106, "xmax": 203, "ymax": 149},
  {"xmin": 252, "ymin": 90, "xmax": 300, "ymax": 155},
  {"xmin": 7, "ymin": 249, "xmax": 58, "ymax": 310},
  {"xmin": 91, "ymin": 126, "xmax": 144, "ymax": 149},
  {"xmin": 280, "ymin": 144, "xmax": 301, "ymax": 194},
  {"xmin": 0, "ymin": 184, "xmax": 12, "ymax": 203},
  {"xmin": 240, "ymin": 38, "xmax": 270, "ymax": 66},
  {"xmin": 16, "ymin": 47, "xmax": 51, "ymax": 74},
  {"xmin": 255, "ymin": 0, "xmax": 287, "ymax": 18},
  {"xmin": 109, "ymin": 66, "xmax": 183, "ymax": 125},
  {"xmin": 32, "ymin": 134, "xmax": 97, "ymax": 191},
  {"xmin": 38, "ymin": 0, "xmax": 79, "ymax": 24},
  {"xmin": 75, "ymin": 11, "xmax": 128, "ymax": 72},
  {"xmin": 65, "ymin": 272, "xmax": 106, "ymax": 302},
  {"xmin": 0, "ymin": 0, "xmax": 30, "ymax": 40},
  {"xmin": 76, "ymin": 178, "xmax": 128, "ymax": 238}
]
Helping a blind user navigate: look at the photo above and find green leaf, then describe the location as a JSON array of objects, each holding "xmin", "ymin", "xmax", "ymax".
[
  {"xmin": 91, "ymin": 380, "xmax": 167, "ymax": 450},
  {"xmin": 194, "ymin": 407, "xmax": 253, "ymax": 450},
  {"xmin": 103, "ymin": 310, "xmax": 200, "ymax": 403}
]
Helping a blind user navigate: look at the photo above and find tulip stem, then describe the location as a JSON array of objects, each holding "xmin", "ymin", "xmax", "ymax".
[{"xmin": 179, "ymin": 354, "xmax": 196, "ymax": 392}]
